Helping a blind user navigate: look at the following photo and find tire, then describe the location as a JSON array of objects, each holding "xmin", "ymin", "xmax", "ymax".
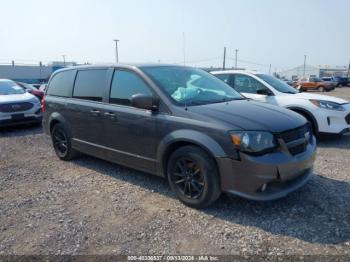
[
  {"xmin": 318, "ymin": 86, "xmax": 325, "ymax": 92},
  {"xmin": 167, "ymin": 145, "xmax": 221, "ymax": 208},
  {"xmin": 51, "ymin": 123, "xmax": 78, "ymax": 161}
]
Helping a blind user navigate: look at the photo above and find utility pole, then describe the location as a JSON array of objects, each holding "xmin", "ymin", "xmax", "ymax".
[
  {"xmin": 303, "ymin": 55, "xmax": 307, "ymax": 77},
  {"xmin": 223, "ymin": 47, "xmax": 226, "ymax": 70},
  {"xmin": 62, "ymin": 55, "xmax": 66, "ymax": 67},
  {"xmin": 269, "ymin": 64, "xmax": 272, "ymax": 74},
  {"xmin": 234, "ymin": 49, "xmax": 238, "ymax": 69},
  {"xmin": 113, "ymin": 39, "xmax": 120, "ymax": 63},
  {"xmin": 182, "ymin": 32, "xmax": 186, "ymax": 65}
]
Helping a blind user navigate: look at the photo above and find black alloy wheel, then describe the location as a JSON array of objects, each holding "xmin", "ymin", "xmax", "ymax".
[
  {"xmin": 167, "ymin": 145, "xmax": 221, "ymax": 208},
  {"xmin": 172, "ymin": 157, "xmax": 205, "ymax": 199},
  {"xmin": 52, "ymin": 128, "xmax": 68, "ymax": 157}
]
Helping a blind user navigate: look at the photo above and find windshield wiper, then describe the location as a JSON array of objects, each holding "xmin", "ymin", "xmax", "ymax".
[{"xmin": 189, "ymin": 97, "xmax": 243, "ymax": 105}]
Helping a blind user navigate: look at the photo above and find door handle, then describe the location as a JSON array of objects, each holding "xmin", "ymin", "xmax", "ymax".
[
  {"xmin": 90, "ymin": 109, "xmax": 101, "ymax": 116},
  {"xmin": 104, "ymin": 112, "xmax": 118, "ymax": 120}
]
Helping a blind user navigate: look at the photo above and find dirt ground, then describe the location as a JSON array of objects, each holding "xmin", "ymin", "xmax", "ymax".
[{"xmin": 0, "ymin": 88, "xmax": 350, "ymax": 256}]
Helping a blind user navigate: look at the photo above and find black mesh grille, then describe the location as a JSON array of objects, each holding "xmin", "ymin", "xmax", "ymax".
[
  {"xmin": 0, "ymin": 102, "xmax": 33, "ymax": 112},
  {"xmin": 289, "ymin": 143, "xmax": 307, "ymax": 155},
  {"xmin": 346, "ymin": 113, "xmax": 350, "ymax": 125},
  {"xmin": 279, "ymin": 124, "xmax": 309, "ymax": 156},
  {"xmin": 280, "ymin": 124, "xmax": 309, "ymax": 143}
]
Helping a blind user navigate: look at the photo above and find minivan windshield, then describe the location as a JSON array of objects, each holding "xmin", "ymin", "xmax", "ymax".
[
  {"xmin": 142, "ymin": 66, "xmax": 244, "ymax": 105},
  {"xmin": 0, "ymin": 81, "xmax": 25, "ymax": 95},
  {"xmin": 255, "ymin": 74, "xmax": 298, "ymax": 94}
]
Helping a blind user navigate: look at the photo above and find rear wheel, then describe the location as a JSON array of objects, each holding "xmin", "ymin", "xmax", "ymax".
[
  {"xmin": 318, "ymin": 86, "xmax": 325, "ymax": 92},
  {"xmin": 167, "ymin": 146, "xmax": 221, "ymax": 208},
  {"xmin": 51, "ymin": 123, "xmax": 78, "ymax": 160}
]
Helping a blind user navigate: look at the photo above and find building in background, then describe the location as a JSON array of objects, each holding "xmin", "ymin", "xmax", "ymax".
[
  {"xmin": 319, "ymin": 65, "xmax": 349, "ymax": 77},
  {"xmin": 278, "ymin": 64, "xmax": 320, "ymax": 80},
  {"xmin": 0, "ymin": 61, "xmax": 77, "ymax": 84}
]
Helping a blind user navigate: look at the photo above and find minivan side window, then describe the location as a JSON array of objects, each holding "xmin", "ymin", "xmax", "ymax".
[
  {"xmin": 110, "ymin": 70, "xmax": 153, "ymax": 106},
  {"xmin": 233, "ymin": 74, "xmax": 267, "ymax": 94},
  {"xmin": 73, "ymin": 69, "xmax": 107, "ymax": 101},
  {"xmin": 47, "ymin": 70, "xmax": 76, "ymax": 97}
]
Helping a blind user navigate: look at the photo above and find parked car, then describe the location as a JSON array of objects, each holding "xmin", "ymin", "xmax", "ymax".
[
  {"xmin": 39, "ymin": 84, "xmax": 47, "ymax": 92},
  {"xmin": 211, "ymin": 70, "xmax": 350, "ymax": 136},
  {"xmin": 0, "ymin": 79, "xmax": 42, "ymax": 127},
  {"xmin": 295, "ymin": 77, "xmax": 335, "ymax": 92},
  {"xmin": 16, "ymin": 81, "xmax": 45, "ymax": 100},
  {"xmin": 43, "ymin": 64, "xmax": 316, "ymax": 208},
  {"xmin": 332, "ymin": 76, "xmax": 349, "ymax": 87}
]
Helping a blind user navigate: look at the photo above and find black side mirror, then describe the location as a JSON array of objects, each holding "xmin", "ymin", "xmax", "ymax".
[
  {"xmin": 131, "ymin": 94, "xmax": 158, "ymax": 111},
  {"xmin": 256, "ymin": 88, "xmax": 272, "ymax": 96}
]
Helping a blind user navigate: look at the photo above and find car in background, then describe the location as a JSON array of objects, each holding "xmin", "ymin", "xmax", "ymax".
[
  {"xmin": 39, "ymin": 84, "xmax": 47, "ymax": 92},
  {"xmin": 0, "ymin": 79, "xmax": 42, "ymax": 127},
  {"xmin": 332, "ymin": 76, "xmax": 349, "ymax": 87},
  {"xmin": 211, "ymin": 70, "xmax": 350, "ymax": 136},
  {"xmin": 43, "ymin": 64, "xmax": 316, "ymax": 207},
  {"xmin": 16, "ymin": 82, "xmax": 45, "ymax": 100},
  {"xmin": 295, "ymin": 77, "xmax": 335, "ymax": 92}
]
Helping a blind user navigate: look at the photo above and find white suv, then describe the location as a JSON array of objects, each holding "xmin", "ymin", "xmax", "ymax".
[
  {"xmin": 211, "ymin": 70, "xmax": 350, "ymax": 136},
  {"xmin": 0, "ymin": 79, "xmax": 42, "ymax": 127}
]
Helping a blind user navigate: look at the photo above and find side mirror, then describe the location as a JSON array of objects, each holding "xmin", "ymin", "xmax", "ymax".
[
  {"xmin": 131, "ymin": 94, "xmax": 158, "ymax": 111},
  {"xmin": 256, "ymin": 88, "xmax": 272, "ymax": 96}
]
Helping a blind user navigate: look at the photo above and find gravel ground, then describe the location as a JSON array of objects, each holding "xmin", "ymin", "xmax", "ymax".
[{"xmin": 0, "ymin": 88, "xmax": 350, "ymax": 256}]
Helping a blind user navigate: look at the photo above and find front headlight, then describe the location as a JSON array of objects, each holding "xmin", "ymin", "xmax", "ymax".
[
  {"xmin": 310, "ymin": 100, "xmax": 345, "ymax": 111},
  {"xmin": 230, "ymin": 131, "xmax": 277, "ymax": 154}
]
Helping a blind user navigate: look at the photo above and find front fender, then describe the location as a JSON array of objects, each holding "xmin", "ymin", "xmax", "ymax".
[{"xmin": 156, "ymin": 129, "xmax": 227, "ymax": 176}]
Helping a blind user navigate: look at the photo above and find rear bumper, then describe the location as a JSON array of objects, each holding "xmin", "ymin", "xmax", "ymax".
[{"xmin": 217, "ymin": 136, "xmax": 316, "ymax": 201}]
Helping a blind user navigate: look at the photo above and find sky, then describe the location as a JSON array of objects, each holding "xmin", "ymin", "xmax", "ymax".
[{"xmin": 1, "ymin": 0, "xmax": 349, "ymax": 72}]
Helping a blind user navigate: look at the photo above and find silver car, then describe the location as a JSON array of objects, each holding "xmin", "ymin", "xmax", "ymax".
[{"xmin": 0, "ymin": 79, "xmax": 42, "ymax": 127}]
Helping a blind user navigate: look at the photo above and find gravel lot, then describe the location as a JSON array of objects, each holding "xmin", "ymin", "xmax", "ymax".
[{"xmin": 1, "ymin": 88, "xmax": 350, "ymax": 256}]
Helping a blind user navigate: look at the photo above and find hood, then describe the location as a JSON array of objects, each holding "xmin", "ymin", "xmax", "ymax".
[
  {"xmin": 292, "ymin": 92, "xmax": 348, "ymax": 104},
  {"xmin": 187, "ymin": 100, "xmax": 307, "ymax": 133},
  {"xmin": 0, "ymin": 92, "xmax": 38, "ymax": 103}
]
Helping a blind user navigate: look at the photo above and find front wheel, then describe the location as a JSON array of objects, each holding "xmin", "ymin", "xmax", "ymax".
[{"xmin": 167, "ymin": 146, "xmax": 221, "ymax": 208}]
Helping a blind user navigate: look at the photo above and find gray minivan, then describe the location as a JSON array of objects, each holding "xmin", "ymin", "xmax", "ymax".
[{"xmin": 43, "ymin": 64, "xmax": 316, "ymax": 208}]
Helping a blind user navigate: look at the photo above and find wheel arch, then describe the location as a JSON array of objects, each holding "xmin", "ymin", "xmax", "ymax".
[
  {"xmin": 157, "ymin": 130, "xmax": 226, "ymax": 178},
  {"xmin": 287, "ymin": 106, "xmax": 319, "ymax": 134}
]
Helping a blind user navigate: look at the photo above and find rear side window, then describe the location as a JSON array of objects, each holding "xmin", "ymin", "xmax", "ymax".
[
  {"xmin": 47, "ymin": 70, "xmax": 76, "ymax": 97},
  {"xmin": 215, "ymin": 74, "xmax": 232, "ymax": 86},
  {"xmin": 110, "ymin": 70, "xmax": 152, "ymax": 106},
  {"xmin": 73, "ymin": 69, "xmax": 107, "ymax": 101}
]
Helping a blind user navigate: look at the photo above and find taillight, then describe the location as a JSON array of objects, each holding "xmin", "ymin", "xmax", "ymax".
[{"xmin": 41, "ymin": 97, "xmax": 45, "ymax": 112}]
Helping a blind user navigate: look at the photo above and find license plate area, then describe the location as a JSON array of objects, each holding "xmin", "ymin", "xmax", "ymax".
[{"xmin": 11, "ymin": 114, "xmax": 25, "ymax": 120}]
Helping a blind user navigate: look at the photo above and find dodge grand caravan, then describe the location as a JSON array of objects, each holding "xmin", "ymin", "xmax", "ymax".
[{"xmin": 43, "ymin": 64, "xmax": 316, "ymax": 208}]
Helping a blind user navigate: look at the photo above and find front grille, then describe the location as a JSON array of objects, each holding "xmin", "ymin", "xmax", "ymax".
[
  {"xmin": 279, "ymin": 124, "xmax": 310, "ymax": 156},
  {"xmin": 346, "ymin": 113, "xmax": 350, "ymax": 125},
  {"xmin": 0, "ymin": 102, "xmax": 33, "ymax": 113},
  {"xmin": 280, "ymin": 124, "xmax": 309, "ymax": 143},
  {"xmin": 289, "ymin": 143, "xmax": 307, "ymax": 155}
]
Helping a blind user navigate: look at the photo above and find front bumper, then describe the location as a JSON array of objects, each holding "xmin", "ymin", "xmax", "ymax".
[
  {"xmin": 217, "ymin": 136, "xmax": 316, "ymax": 201},
  {"xmin": 0, "ymin": 114, "xmax": 42, "ymax": 127},
  {"xmin": 314, "ymin": 104, "xmax": 350, "ymax": 134}
]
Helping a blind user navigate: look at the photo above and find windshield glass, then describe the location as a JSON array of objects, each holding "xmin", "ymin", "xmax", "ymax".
[
  {"xmin": 142, "ymin": 66, "xmax": 244, "ymax": 105},
  {"xmin": 0, "ymin": 81, "xmax": 25, "ymax": 95},
  {"xmin": 256, "ymin": 74, "xmax": 298, "ymax": 94}
]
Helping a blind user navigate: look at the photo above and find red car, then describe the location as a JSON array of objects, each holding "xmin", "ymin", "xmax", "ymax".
[{"xmin": 16, "ymin": 82, "xmax": 45, "ymax": 100}]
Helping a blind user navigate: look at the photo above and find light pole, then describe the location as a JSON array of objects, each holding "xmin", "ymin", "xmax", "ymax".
[
  {"xmin": 114, "ymin": 39, "xmax": 120, "ymax": 63},
  {"xmin": 235, "ymin": 49, "xmax": 238, "ymax": 69},
  {"xmin": 62, "ymin": 55, "xmax": 66, "ymax": 67},
  {"xmin": 303, "ymin": 55, "xmax": 307, "ymax": 77}
]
